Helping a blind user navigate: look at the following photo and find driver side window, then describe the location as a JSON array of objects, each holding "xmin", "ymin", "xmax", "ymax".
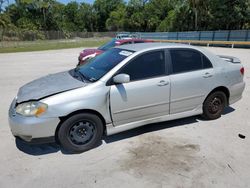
[{"xmin": 119, "ymin": 50, "xmax": 166, "ymax": 81}]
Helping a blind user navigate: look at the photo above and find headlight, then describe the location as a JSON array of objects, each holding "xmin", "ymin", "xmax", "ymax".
[{"xmin": 16, "ymin": 101, "xmax": 48, "ymax": 117}]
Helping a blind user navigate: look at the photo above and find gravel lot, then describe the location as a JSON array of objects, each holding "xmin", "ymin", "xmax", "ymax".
[{"xmin": 0, "ymin": 47, "xmax": 249, "ymax": 188}]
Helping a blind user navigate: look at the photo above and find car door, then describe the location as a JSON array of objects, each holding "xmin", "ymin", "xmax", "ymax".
[
  {"xmin": 110, "ymin": 50, "xmax": 170, "ymax": 126},
  {"xmin": 169, "ymin": 48, "xmax": 214, "ymax": 114}
]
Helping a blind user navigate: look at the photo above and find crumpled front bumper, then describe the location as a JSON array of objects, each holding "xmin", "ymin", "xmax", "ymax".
[{"xmin": 8, "ymin": 99, "xmax": 60, "ymax": 143}]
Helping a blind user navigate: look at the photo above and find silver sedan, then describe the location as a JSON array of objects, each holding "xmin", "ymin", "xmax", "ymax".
[{"xmin": 9, "ymin": 43, "xmax": 245, "ymax": 153}]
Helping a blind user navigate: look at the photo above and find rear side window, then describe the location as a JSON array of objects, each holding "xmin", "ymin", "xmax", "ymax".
[
  {"xmin": 202, "ymin": 55, "xmax": 213, "ymax": 69},
  {"xmin": 170, "ymin": 49, "xmax": 202, "ymax": 74},
  {"xmin": 119, "ymin": 51, "xmax": 165, "ymax": 81}
]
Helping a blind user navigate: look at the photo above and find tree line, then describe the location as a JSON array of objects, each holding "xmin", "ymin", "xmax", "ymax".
[{"xmin": 0, "ymin": 0, "xmax": 250, "ymax": 34}]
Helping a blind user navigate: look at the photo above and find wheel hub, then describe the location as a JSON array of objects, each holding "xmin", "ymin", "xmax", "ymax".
[
  {"xmin": 69, "ymin": 121, "xmax": 95, "ymax": 145},
  {"xmin": 208, "ymin": 97, "xmax": 222, "ymax": 114}
]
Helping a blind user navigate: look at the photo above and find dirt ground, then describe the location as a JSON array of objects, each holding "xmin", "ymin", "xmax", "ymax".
[{"xmin": 0, "ymin": 47, "xmax": 249, "ymax": 188}]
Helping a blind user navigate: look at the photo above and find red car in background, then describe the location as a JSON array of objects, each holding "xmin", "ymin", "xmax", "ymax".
[{"xmin": 77, "ymin": 38, "xmax": 154, "ymax": 66}]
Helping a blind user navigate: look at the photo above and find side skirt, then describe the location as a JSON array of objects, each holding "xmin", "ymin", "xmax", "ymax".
[{"xmin": 106, "ymin": 108, "xmax": 202, "ymax": 136}]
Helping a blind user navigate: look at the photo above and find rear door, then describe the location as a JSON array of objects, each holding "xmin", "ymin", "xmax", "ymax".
[
  {"xmin": 169, "ymin": 48, "xmax": 214, "ymax": 114},
  {"xmin": 110, "ymin": 50, "xmax": 171, "ymax": 126}
]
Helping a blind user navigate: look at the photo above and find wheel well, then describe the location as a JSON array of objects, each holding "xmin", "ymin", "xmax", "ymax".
[
  {"xmin": 55, "ymin": 109, "xmax": 106, "ymax": 142},
  {"xmin": 206, "ymin": 86, "xmax": 230, "ymax": 105}
]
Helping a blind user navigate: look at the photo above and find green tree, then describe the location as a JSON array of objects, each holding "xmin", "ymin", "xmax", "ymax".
[
  {"xmin": 157, "ymin": 10, "xmax": 177, "ymax": 32},
  {"xmin": 18, "ymin": 0, "xmax": 55, "ymax": 30},
  {"xmin": 106, "ymin": 4, "xmax": 126, "ymax": 31},
  {"xmin": 209, "ymin": 0, "xmax": 250, "ymax": 30},
  {"xmin": 77, "ymin": 3, "xmax": 97, "ymax": 32},
  {"xmin": 1, "ymin": 0, "xmax": 250, "ymax": 36},
  {"xmin": 62, "ymin": 2, "xmax": 79, "ymax": 31},
  {"xmin": 144, "ymin": 0, "xmax": 170, "ymax": 31},
  {"xmin": 0, "ymin": 13, "xmax": 13, "ymax": 28},
  {"xmin": 125, "ymin": 0, "xmax": 148, "ymax": 31},
  {"xmin": 93, "ymin": 0, "xmax": 125, "ymax": 31}
]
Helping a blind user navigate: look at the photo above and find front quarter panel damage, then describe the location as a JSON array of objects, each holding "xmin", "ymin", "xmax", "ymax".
[{"xmin": 40, "ymin": 82, "xmax": 112, "ymax": 124}]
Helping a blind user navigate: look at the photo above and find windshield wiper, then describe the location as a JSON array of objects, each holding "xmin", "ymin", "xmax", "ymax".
[
  {"xmin": 73, "ymin": 68, "xmax": 89, "ymax": 82},
  {"xmin": 89, "ymin": 77, "xmax": 97, "ymax": 82}
]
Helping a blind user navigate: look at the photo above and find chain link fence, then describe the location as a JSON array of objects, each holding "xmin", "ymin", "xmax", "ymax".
[
  {"xmin": 137, "ymin": 30, "xmax": 250, "ymax": 42},
  {"xmin": 0, "ymin": 30, "xmax": 117, "ymax": 41},
  {"xmin": 1, "ymin": 29, "xmax": 250, "ymax": 51},
  {"xmin": 1, "ymin": 30, "xmax": 250, "ymax": 42}
]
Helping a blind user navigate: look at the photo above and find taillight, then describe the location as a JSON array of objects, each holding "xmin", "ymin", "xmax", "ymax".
[{"xmin": 240, "ymin": 67, "xmax": 244, "ymax": 76}]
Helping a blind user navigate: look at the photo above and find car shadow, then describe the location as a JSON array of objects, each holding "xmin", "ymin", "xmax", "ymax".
[
  {"xmin": 104, "ymin": 115, "xmax": 199, "ymax": 144},
  {"xmin": 15, "ymin": 137, "xmax": 102, "ymax": 155},
  {"xmin": 15, "ymin": 106, "xmax": 235, "ymax": 155},
  {"xmin": 15, "ymin": 138, "xmax": 60, "ymax": 155},
  {"xmin": 222, "ymin": 106, "xmax": 235, "ymax": 115}
]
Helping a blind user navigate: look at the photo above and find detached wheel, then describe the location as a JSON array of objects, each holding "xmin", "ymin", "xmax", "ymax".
[
  {"xmin": 58, "ymin": 113, "xmax": 103, "ymax": 153},
  {"xmin": 202, "ymin": 91, "xmax": 227, "ymax": 120}
]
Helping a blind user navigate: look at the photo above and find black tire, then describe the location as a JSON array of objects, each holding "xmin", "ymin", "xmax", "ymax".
[
  {"xmin": 58, "ymin": 113, "xmax": 103, "ymax": 153},
  {"xmin": 202, "ymin": 91, "xmax": 227, "ymax": 120}
]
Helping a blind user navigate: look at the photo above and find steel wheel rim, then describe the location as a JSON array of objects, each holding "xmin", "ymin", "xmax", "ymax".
[
  {"xmin": 208, "ymin": 96, "xmax": 223, "ymax": 114},
  {"xmin": 68, "ymin": 120, "xmax": 96, "ymax": 145}
]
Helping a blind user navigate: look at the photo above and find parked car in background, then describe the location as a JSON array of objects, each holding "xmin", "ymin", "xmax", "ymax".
[
  {"xmin": 116, "ymin": 33, "xmax": 132, "ymax": 40},
  {"xmin": 9, "ymin": 43, "xmax": 245, "ymax": 153},
  {"xmin": 77, "ymin": 38, "xmax": 154, "ymax": 66}
]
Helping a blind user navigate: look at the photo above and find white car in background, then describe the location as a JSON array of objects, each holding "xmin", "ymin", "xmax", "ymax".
[{"xmin": 116, "ymin": 33, "xmax": 132, "ymax": 40}]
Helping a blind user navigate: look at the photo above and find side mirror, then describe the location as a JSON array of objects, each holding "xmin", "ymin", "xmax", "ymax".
[{"xmin": 113, "ymin": 74, "xmax": 130, "ymax": 84}]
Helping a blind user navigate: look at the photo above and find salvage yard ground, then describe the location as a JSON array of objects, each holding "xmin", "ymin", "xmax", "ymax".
[{"xmin": 0, "ymin": 47, "xmax": 249, "ymax": 188}]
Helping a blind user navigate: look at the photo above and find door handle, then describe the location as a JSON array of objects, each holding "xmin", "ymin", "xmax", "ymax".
[
  {"xmin": 203, "ymin": 72, "xmax": 213, "ymax": 78},
  {"xmin": 157, "ymin": 80, "xmax": 169, "ymax": 86}
]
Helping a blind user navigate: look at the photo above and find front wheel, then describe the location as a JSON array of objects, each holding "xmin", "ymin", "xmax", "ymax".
[
  {"xmin": 202, "ymin": 91, "xmax": 227, "ymax": 120},
  {"xmin": 58, "ymin": 113, "xmax": 104, "ymax": 153}
]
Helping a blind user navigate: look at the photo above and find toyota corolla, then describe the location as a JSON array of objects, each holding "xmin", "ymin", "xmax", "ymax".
[{"xmin": 9, "ymin": 43, "xmax": 245, "ymax": 153}]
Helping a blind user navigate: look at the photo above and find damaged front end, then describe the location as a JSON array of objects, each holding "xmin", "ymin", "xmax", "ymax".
[{"xmin": 9, "ymin": 70, "xmax": 89, "ymax": 143}]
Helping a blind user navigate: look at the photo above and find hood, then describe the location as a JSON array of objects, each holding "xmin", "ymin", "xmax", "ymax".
[
  {"xmin": 16, "ymin": 71, "xmax": 87, "ymax": 103},
  {"xmin": 79, "ymin": 49, "xmax": 103, "ymax": 58}
]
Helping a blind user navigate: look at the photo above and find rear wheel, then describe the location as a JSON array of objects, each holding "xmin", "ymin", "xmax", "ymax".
[
  {"xmin": 58, "ymin": 113, "xmax": 103, "ymax": 153},
  {"xmin": 202, "ymin": 91, "xmax": 227, "ymax": 120}
]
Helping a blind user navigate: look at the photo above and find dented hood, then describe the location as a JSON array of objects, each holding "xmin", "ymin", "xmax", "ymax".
[{"xmin": 16, "ymin": 70, "xmax": 87, "ymax": 103}]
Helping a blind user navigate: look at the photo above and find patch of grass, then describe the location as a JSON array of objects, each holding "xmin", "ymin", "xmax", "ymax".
[{"xmin": 0, "ymin": 37, "xmax": 111, "ymax": 53}]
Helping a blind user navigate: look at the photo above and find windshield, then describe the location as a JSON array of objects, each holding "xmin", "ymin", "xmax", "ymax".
[
  {"xmin": 98, "ymin": 38, "xmax": 116, "ymax": 51},
  {"xmin": 76, "ymin": 48, "xmax": 134, "ymax": 82}
]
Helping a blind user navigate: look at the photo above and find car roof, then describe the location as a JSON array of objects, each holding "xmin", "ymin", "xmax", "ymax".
[{"xmin": 115, "ymin": 42, "xmax": 196, "ymax": 52}]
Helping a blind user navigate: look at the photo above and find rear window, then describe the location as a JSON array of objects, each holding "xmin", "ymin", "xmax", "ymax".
[{"xmin": 170, "ymin": 49, "xmax": 202, "ymax": 74}]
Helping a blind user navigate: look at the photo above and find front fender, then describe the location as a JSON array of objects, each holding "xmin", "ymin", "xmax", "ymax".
[{"xmin": 40, "ymin": 82, "xmax": 112, "ymax": 124}]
